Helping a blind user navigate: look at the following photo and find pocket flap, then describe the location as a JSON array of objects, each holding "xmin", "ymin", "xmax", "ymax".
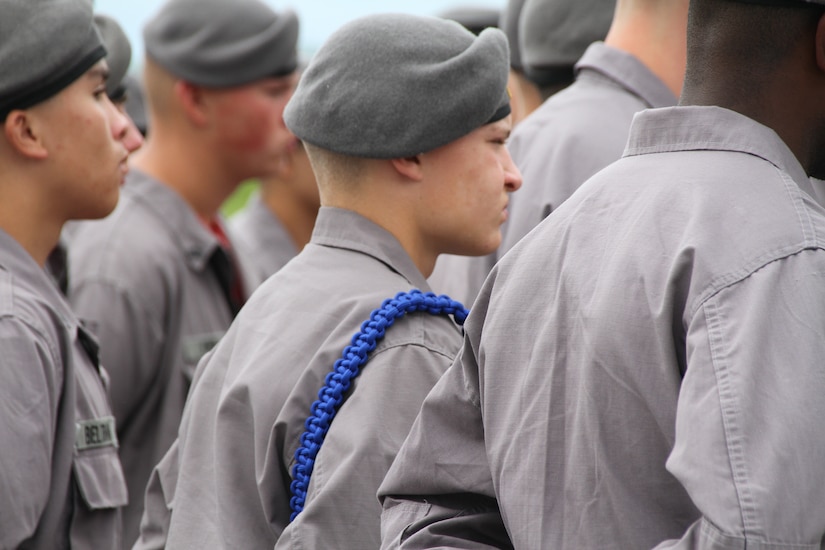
[{"xmin": 73, "ymin": 449, "xmax": 128, "ymax": 509}]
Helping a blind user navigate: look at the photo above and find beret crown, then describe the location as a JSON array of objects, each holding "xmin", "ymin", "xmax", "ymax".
[
  {"xmin": 0, "ymin": 0, "xmax": 105, "ymax": 117},
  {"xmin": 143, "ymin": 0, "xmax": 299, "ymax": 87},
  {"xmin": 284, "ymin": 13, "xmax": 511, "ymax": 159},
  {"xmin": 520, "ymin": 0, "xmax": 614, "ymax": 85}
]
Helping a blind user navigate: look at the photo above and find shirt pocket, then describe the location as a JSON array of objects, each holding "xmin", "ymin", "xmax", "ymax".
[
  {"xmin": 73, "ymin": 447, "xmax": 128, "ymax": 510},
  {"xmin": 180, "ymin": 331, "xmax": 225, "ymax": 382}
]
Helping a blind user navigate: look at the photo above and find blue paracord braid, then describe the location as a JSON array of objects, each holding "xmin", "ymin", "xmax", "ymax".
[{"xmin": 288, "ymin": 289, "xmax": 469, "ymax": 521}]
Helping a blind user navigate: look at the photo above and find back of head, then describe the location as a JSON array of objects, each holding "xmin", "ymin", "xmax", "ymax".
[
  {"xmin": 283, "ymin": 13, "xmax": 511, "ymax": 160},
  {"xmin": 142, "ymin": 0, "xmax": 299, "ymax": 88},
  {"xmin": 520, "ymin": 0, "xmax": 616, "ymax": 87},
  {"xmin": 684, "ymin": 0, "xmax": 825, "ymax": 103},
  {"xmin": 0, "ymin": 0, "xmax": 105, "ymax": 120}
]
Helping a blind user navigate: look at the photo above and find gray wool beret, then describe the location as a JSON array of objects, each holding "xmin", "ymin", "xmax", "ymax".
[
  {"xmin": 520, "ymin": 0, "xmax": 615, "ymax": 85},
  {"xmin": 500, "ymin": 0, "xmax": 528, "ymax": 70},
  {"xmin": 439, "ymin": 6, "xmax": 501, "ymax": 34},
  {"xmin": 94, "ymin": 14, "xmax": 132, "ymax": 101},
  {"xmin": 143, "ymin": 0, "xmax": 299, "ymax": 88},
  {"xmin": 284, "ymin": 14, "xmax": 511, "ymax": 159},
  {"xmin": 0, "ymin": 0, "xmax": 105, "ymax": 118}
]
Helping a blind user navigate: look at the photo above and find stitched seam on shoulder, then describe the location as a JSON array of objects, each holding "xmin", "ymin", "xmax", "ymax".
[
  {"xmin": 703, "ymin": 299, "xmax": 757, "ymax": 537},
  {"xmin": 778, "ymin": 167, "xmax": 816, "ymax": 245}
]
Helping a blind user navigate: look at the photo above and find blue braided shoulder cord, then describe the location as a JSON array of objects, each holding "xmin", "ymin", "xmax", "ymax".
[{"xmin": 288, "ymin": 289, "xmax": 469, "ymax": 521}]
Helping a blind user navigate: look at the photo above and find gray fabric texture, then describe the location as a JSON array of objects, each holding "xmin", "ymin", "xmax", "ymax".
[
  {"xmin": 0, "ymin": 229, "xmax": 127, "ymax": 549},
  {"xmin": 520, "ymin": 0, "xmax": 614, "ymax": 81},
  {"xmin": 133, "ymin": 207, "xmax": 463, "ymax": 549},
  {"xmin": 284, "ymin": 13, "xmax": 511, "ymax": 159},
  {"xmin": 380, "ymin": 105, "xmax": 825, "ymax": 549},
  {"xmin": 0, "ymin": 0, "xmax": 105, "ymax": 116},
  {"xmin": 143, "ymin": 0, "xmax": 298, "ymax": 87},
  {"xmin": 94, "ymin": 14, "xmax": 131, "ymax": 99}
]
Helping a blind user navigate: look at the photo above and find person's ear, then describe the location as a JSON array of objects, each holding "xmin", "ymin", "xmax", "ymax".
[
  {"xmin": 815, "ymin": 13, "xmax": 825, "ymax": 74},
  {"xmin": 4, "ymin": 110, "xmax": 49, "ymax": 159},
  {"xmin": 174, "ymin": 80, "xmax": 209, "ymax": 127},
  {"xmin": 390, "ymin": 155, "xmax": 424, "ymax": 182}
]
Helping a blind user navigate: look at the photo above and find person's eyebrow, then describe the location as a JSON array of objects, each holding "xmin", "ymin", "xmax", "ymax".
[{"xmin": 86, "ymin": 65, "xmax": 111, "ymax": 83}]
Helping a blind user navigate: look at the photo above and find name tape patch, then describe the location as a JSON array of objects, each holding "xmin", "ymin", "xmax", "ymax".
[{"xmin": 75, "ymin": 416, "xmax": 118, "ymax": 451}]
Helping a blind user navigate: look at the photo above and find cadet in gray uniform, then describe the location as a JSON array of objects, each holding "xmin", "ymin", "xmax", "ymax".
[
  {"xmin": 133, "ymin": 14, "xmax": 520, "ymax": 549},
  {"xmin": 0, "ymin": 0, "xmax": 133, "ymax": 547},
  {"xmin": 431, "ymin": 0, "xmax": 686, "ymax": 305},
  {"xmin": 67, "ymin": 0, "xmax": 300, "ymax": 546},
  {"xmin": 380, "ymin": 0, "xmax": 825, "ymax": 548},
  {"xmin": 229, "ymin": 140, "xmax": 320, "ymax": 292}
]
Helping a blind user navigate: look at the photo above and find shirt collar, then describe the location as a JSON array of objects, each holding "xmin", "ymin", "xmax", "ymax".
[
  {"xmin": 623, "ymin": 105, "xmax": 815, "ymax": 198},
  {"xmin": 310, "ymin": 207, "xmax": 431, "ymax": 291},
  {"xmin": 575, "ymin": 42, "xmax": 678, "ymax": 109},
  {"xmin": 0, "ymin": 228, "xmax": 78, "ymax": 331}
]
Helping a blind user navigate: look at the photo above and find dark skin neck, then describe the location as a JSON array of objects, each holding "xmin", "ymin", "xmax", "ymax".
[{"xmin": 681, "ymin": 42, "xmax": 825, "ymax": 178}]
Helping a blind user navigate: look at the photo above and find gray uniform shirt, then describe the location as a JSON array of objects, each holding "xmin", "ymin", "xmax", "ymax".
[
  {"xmin": 379, "ymin": 106, "xmax": 825, "ymax": 549},
  {"xmin": 0, "ymin": 230, "xmax": 128, "ymax": 549},
  {"xmin": 429, "ymin": 42, "xmax": 677, "ymax": 305},
  {"xmin": 68, "ymin": 170, "xmax": 236, "ymax": 548},
  {"xmin": 228, "ymin": 191, "xmax": 298, "ymax": 292},
  {"xmin": 134, "ymin": 207, "xmax": 463, "ymax": 550}
]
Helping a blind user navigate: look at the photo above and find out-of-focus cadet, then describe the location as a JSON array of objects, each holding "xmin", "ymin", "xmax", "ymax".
[
  {"xmin": 499, "ymin": 0, "xmax": 544, "ymax": 124},
  {"xmin": 0, "ymin": 0, "xmax": 132, "ymax": 547},
  {"xmin": 123, "ymin": 75, "xmax": 149, "ymax": 137},
  {"xmin": 133, "ymin": 13, "xmax": 520, "ymax": 550},
  {"xmin": 380, "ymin": 0, "xmax": 825, "ymax": 548},
  {"xmin": 228, "ymin": 138, "xmax": 320, "ymax": 293},
  {"xmin": 430, "ymin": 0, "xmax": 622, "ymax": 303},
  {"xmin": 503, "ymin": 0, "xmax": 684, "ymax": 252},
  {"xmin": 67, "ymin": 0, "xmax": 300, "ymax": 546},
  {"xmin": 94, "ymin": 14, "xmax": 145, "ymax": 153},
  {"xmin": 47, "ymin": 13, "xmax": 145, "ymax": 295}
]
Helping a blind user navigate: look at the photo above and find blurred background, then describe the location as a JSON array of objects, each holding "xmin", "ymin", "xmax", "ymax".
[
  {"xmin": 97, "ymin": 0, "xmax": 507, "ymax": 214},
  {"xmin": 95, "ymin": 0, "xmax": 505, "ymax": 71}
]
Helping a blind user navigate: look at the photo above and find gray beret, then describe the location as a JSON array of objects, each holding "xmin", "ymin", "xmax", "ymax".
[
  {"xmin": 439, "ymin": 6, "xmax": 501, "ymax": 34},
  {"xmin": 284, "ymin": 14, "xmax": 511, "ymax": 159},
  {"xmin": 520, "ymin": 0, "xmax": 615, "ymax": 86},
  {"xmin": 94, "ymin": 14, "xmax": 132, "ymax": 100},
  {"xmin": 500, "ymin": 0, "xmax": 528, "ymax": 70},
  {"xmin": 0, "ymin": 0, "xmax": 105, "ymax": 118},
  {"xmin": 143, "ymin": 0, "xmax": 299, "ymax": 88}
]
